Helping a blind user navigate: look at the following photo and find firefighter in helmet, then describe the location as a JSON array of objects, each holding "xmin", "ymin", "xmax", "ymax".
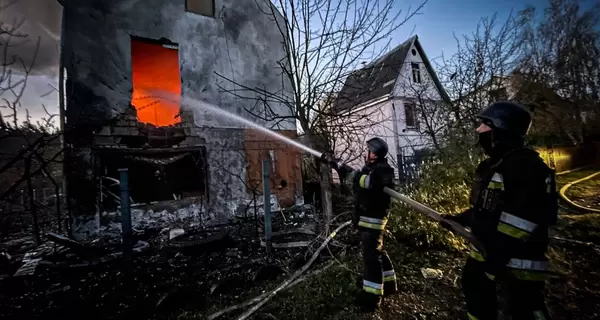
[
  {"xmin": 322, "ymin": 137, "xmax": 397, "ymax": 311},
  {"xmin": 440, "ymin": 101, "xmax": 557, "ymax": 319}
]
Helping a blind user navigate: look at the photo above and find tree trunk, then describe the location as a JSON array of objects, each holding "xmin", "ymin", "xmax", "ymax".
[
  {"xmin": 307, "ymin": 133, "xmax": 333, "ymax": 233},
  {"xmin": 25, "ymin": 157, "xmax": 41, "ymax": 244},
  {"xmin": 318, "ymin": 161, "xmax": 333, "ymax": 234}
]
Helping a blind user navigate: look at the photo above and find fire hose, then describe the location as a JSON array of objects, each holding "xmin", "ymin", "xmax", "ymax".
[{"xmin": 317, "ymin": 152, "xmax": 487, "ymax": 257}]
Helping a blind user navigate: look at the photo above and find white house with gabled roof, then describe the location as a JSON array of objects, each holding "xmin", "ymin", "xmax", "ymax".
[{"xmin": 331, "ymin": 35, "xmax": 450, "ymax": 179}]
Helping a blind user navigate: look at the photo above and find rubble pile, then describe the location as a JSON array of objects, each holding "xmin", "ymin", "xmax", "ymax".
[{"xmin": 0, "ymin": 202, "xmax": 334, "ymax": 319}]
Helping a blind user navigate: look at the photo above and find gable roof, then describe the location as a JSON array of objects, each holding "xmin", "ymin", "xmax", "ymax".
[{"xmin": 333, "ymin": 35, "xmax": 450, "ymax": 113}]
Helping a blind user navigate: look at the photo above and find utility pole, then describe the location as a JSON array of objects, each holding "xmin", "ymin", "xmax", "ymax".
[{"xmin": 262, "ymin": 160, "xmax": 272, "ymax": 255}]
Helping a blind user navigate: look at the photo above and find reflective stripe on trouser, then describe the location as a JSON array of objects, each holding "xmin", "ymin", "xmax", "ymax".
[
  {"xmin": 469, "ymin": 245, "xmax": 548, "ymax": 282},
  {"xmin": 361, "ymin": 229, "xmax": 385, "ymax": 298},
  {"xmin": 506, "ymin": 258, "xmax": 549, "ymax": 281},
  {"xmin": 463, "ymin": 258, "xmax": 552, "ymax": 319},
  {"xmin": 358, "ymin": 216, "xmax": 387, "ymax": 230},
  {"xmin": 382, "ymin": 250, "xmax": 397, "ymax": 294}
]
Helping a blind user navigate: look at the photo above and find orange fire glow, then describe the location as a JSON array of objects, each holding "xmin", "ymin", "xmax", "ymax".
[{"xmin": 131, "ymin": 39, "xmax": 182, "ymax": 127}]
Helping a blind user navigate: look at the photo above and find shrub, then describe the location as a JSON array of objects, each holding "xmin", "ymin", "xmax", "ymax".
[{"xmin": 388, "ymin": 143, "xmax": 484, "ymax": 251}]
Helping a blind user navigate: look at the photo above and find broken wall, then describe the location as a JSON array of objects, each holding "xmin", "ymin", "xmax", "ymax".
[
  {"xmin": 63, "ymin": 0, "xmax": 294, "ymax": 130},
  {"xmin": 62, "ymin": 0, "xmax": 297, "ymax": 224}
]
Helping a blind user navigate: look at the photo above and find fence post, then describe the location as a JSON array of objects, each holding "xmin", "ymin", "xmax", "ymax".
[
  {"xmin": 262, "ymin": 160, "xmax": 272, "ymax": 255},
  {"xmin": 396, "ymin": 153, "xmax": 405, "ymax": 183},
  {"xmin": 119, "ymin": 168, "xmax": 133, "ymax": 271}
]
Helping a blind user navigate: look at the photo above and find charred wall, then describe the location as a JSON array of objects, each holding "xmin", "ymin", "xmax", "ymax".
[{"xmin": 62, "ymin": 0, "xmax": 297, "ymax": 223}]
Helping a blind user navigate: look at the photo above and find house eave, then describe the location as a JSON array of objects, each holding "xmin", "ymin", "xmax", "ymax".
[{"xmin": 338, "ymin": 94, "xmax": 391, "ymax": 116}]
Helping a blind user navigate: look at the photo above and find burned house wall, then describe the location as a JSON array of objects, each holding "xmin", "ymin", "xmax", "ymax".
[
  {"xmin": 62, "ymin": 0, "xmax": 298, "ymax": 225},
  {"xmin": 63, "ymin": 0, "xmax": 294, "ymax": 130}
]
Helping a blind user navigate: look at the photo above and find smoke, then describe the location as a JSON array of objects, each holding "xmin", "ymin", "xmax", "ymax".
[{"xmin": 0, "ymin": 0, "xmax": 62, "ymax": 76}]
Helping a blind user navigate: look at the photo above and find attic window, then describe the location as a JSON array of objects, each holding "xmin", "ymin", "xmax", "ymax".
[
  {"xmin": 411, "ymin": 63, "xmax": 421, "ymax": 84},
  {"xmin": 186, "ymin": 0, "xmax": 215, "ymax": 17},
  {"xmin": 411, "ymin": 49, "xmax": 417, "ymax": 56}
]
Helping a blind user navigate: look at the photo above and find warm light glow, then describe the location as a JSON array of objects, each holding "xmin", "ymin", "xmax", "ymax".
[{"xmin": 131, "ymin": 39, "xmax": 181, "ymax": 127}]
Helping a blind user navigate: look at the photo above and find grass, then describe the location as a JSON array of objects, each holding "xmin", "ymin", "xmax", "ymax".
[
  {"xmin": 556, "ymin": 168, "xmax": 599, "ymax": 189},
  {"xmin": 200, "ymin": 168, "xmax": 600, "ymax": 320},
  {"xmin": 252, "ymin": 242, "xmax": 467, "ymax": 320},
  {"xmin": 564, "ymin": 173, "xmax": 600, "ymax": 210}
]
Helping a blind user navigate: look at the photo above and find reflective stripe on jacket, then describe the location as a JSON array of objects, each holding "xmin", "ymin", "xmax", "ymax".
[
  {"xmin": 345, "ymin": 159, "xmax": 395, "ymax": 229},
  {"xmin": 464, "ymin": 148, "xmax": 557, "ymax": 281}
]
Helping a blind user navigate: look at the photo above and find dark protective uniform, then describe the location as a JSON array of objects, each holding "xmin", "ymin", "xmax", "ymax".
[
  {"xmin": 332, "ymin": 137, "xmax": 397, "ymax": 309},
  {"xmin": 445, "ymin": 102, "xmax": 558, "ymax": 320},
  {"xmin": 347, "ymin": 158, "xmax": 397, "ymax": 302}
]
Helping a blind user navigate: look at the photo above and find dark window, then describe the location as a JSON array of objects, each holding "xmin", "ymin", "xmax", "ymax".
[
  {"xmin": 489, "ymin": 88, "xmax": 508, "ymax": 102},
  {"xmin": 404, "ymin": 102, "xmax": 418, "ymax": 129},
  {"xmin": 411, "ymin": 48, "xmax": 417, "ymax": 56},
  {"xmin": 411, "ymin": 63, "xmax": 421, "ymax": 83},
  {"xmin": 97, "ymin": 148, "xmax": 208, "ymax": 211},
  {"xmin": 186, "ymin": 0, "xmax": 215, "ymax": 17}
]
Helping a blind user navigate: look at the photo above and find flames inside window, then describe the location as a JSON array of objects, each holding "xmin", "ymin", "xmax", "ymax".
[{"xmin": 130, "ymin": 38, "xmax": 182, "ymax": 127}]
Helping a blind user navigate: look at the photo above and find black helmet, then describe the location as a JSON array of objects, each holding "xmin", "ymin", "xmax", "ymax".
[
  {"xmin": 366, "ymin": 137, "xmax": 388, "ymax": 159},
  {"xmin": 477, "ymin": 101, "xmax": 532, "ymax": 137}
]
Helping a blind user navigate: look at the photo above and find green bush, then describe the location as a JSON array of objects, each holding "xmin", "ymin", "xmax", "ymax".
[{"xmin": 388, "ymin": 144, "xmax": 483, "ymax": 251}]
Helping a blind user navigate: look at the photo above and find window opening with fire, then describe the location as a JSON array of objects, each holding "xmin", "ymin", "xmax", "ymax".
[{"xmin": 130, "ymin": 37, "xmax": 182, "ymax": 127}]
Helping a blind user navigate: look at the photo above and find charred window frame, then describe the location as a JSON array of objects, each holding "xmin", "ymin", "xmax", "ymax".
[
  {"xmin": 186, "ymin": 0, "xmax": 215, "ymax": 18},
  {"xmin": 411, "ymin": 63, "xmax": 422, "ymax": 83},
  {"xmin": 96, "ymin": 147, "xmax": 208, "ymax": 211}
]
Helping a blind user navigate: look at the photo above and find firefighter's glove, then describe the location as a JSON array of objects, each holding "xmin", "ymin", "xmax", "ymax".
[
  {"xmin": 438, "ymin": 218, "xmax": 454, "ymax": 231},
  {"xmin": 336, "ymin": 163, "xmax": 354, "ymax": 181},
  {"xmin": 439, "ymin": 214, "xmax": 461, "ymax": 231},
  {"xmin": 319, "ymin": 153, "xmax": 339, "ymax": 167},
  {"xmin": 319, "ymin": 153, "xmax": 343, "ymax": 171}
]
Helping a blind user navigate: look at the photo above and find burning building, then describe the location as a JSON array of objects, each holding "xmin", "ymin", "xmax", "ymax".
[{"xmin": 60, "ymin": 0, "xmax": 301, "ymax": 234}]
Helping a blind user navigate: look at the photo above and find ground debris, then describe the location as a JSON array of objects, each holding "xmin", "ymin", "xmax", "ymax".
[{"xmin": 420, "ymin": 268, "xmax": 443, "ymax": 279}]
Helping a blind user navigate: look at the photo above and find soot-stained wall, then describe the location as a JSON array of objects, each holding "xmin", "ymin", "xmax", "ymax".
[
  {"xmin": 63, "ymin": 0, "xmax": 294, "ymax": 130},
  {"xmin": 63, "ymin": 0, "xmax": 297, "ymax": 221}
]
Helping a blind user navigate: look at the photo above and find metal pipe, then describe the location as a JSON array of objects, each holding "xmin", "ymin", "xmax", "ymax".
[
  {"xmin": 119, "ymin": 168, "xmax": 133, "ymax": 269},
  {"xmin": 262, "ymin": 160, "xmax": 272, "ymax": 255},
  {"xmin": 382, "ymin": 187, "xmax": 485, "ymax": 255},
  {"xmin": 316, "ymin": 152, "xmax": 484, "ymax": 255},
  {"xmin": 58, "ymin": 3, "xmax": 71, "ymax": 237}
]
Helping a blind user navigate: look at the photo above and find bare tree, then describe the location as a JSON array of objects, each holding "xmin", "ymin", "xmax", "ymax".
[
  {"xmin": 517, "ymin": 0, "xmax": 600, "ymax": 144},
  {"xmin": 434, "ymin": 11, "xmax": 524, "ymax": 148},
  {"xmin": 0, "ymin": 0, "xmax": 64, "ymax": 240},
  {"xmin": 216, "ymin": 0, "xmax": 427, "ymax": 231}
]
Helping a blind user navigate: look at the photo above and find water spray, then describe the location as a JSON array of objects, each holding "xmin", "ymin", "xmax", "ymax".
[{"xmin": 151, "ymin": 91, "xmax": 485, "ymax": 255}]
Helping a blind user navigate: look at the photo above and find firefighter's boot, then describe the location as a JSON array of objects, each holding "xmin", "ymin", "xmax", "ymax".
[{"xmin": 354, "ymin": 291, "xmax": 382, "ymax": 312}]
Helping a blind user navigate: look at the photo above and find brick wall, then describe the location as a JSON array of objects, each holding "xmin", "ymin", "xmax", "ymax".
[{"xmin": 243, "ymin": 129, "xmax": 302, "ymax": 207}]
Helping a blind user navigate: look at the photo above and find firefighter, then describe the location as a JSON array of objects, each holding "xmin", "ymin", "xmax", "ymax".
[
  {"xmin": 439, "ymin": 101, "xmax": 557, "ymax": 319},
  {"xmin": 322, "ymin": 137, "xmax": 397, "ymax": 311}
]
